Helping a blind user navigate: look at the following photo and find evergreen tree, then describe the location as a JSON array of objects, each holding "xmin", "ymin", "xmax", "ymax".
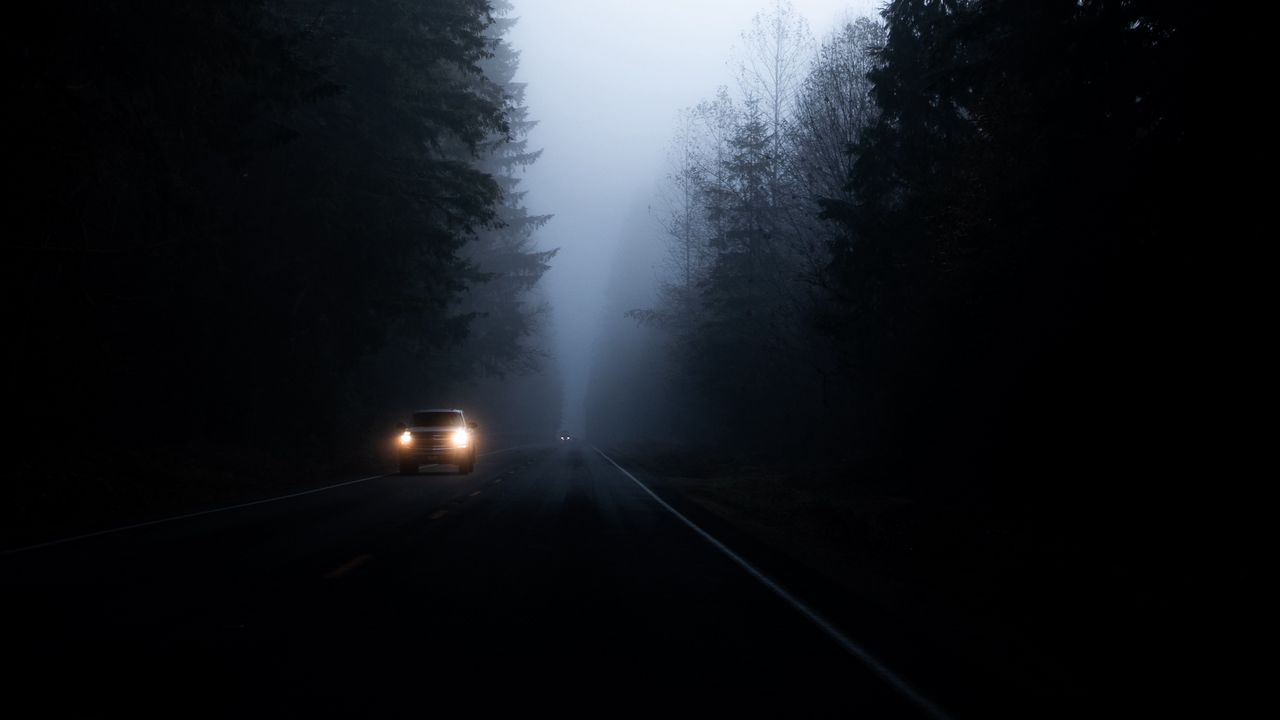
[
  {"xmin": 5, "ymin": 0, "xmax": 524, "ymax": 448},
  {"xmin": 455, "ymin": 0, "xmax": 558, "ymax": 381}
]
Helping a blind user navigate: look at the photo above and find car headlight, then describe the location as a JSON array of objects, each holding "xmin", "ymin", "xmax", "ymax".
[
  {"xmin": 452, "ymin": 429, "xmax": 470, "ymax": 448},
  {"xmin": 400, "ymin": 431, "xmax": 412, "ymax": 446}
]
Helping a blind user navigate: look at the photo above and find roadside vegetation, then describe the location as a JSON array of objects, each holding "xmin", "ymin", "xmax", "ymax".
[
  {"xmin": 5, "ymin": 0, "xmax": 559, "ymax": 542},
  {"xmin": 590, "ymin": 0, "xmax": 1236, "ymax": 709}
]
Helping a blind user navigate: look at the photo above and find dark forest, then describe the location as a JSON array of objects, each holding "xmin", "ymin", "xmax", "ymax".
[{"xmin": 2, "ymin": 1, "xmax": 1254, "ymax": 716}]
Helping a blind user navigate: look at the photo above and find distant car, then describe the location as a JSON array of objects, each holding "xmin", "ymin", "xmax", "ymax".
[
  {"xmin": 558, "ymin": 431, "xmax": 572, "ymax": 441},
  {"xmin": 396, "ymin": 409, "xmax": 477, "ymax": 475}
]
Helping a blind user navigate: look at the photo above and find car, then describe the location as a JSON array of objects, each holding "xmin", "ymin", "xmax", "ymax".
[
  {"xmin": 396, "ymin": 409, "xmax": 478, "ymax": 475},
  {"xmin": 558, "ymin": 431, "xmax": 572, "ymax": 441}
]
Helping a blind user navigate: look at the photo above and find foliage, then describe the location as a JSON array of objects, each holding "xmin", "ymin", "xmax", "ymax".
[
  {"xmin": 454, "ymin": 0, "xmax": 559, "ymax": 381},
  {"xmin": 5, "ymin": 0, "xmax": 555, "ymax": 448},
  {"xmin": 612, "ymin": 0, "xmax": 1216, "ymax": 486},
  {"xmin": 615, "ymin": 4, "xmax": 884, "ymax": 449},
  {"xmin": 588, "ymin": 2, "xmax": 1225, "ymax": 703}
]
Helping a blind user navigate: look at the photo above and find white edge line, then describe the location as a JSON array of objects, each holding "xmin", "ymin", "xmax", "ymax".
[
  {"xmin": 595, "ymin": 447, "xmax": 954, "ymax": 720},
  {"xmin": 2, "ymin": 444, "xmax": 544, "ymax": 557}
]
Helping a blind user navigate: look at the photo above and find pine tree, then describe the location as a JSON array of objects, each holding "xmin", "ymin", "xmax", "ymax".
[{"xmin": 453, "ymin": 0, "xmax": 558, "ymax": 380}]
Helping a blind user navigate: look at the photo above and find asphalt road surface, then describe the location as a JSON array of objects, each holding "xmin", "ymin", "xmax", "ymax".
[{"xmin": 3, "ymin": 443, "xmax": 944, "ymax": 718}]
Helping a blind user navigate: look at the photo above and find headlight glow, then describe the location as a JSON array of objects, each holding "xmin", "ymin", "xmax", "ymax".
[
  {"xmin": 400, "ymin": 431, "xmax": 412, "ymax": 446},
  {"xmin": 452, "ymin": 429, "xmax": 470, "ymax": 448}
]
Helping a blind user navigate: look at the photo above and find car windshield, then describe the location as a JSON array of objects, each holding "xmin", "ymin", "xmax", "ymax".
[{"xmin": 412, "ymin": 412, "xmax": 464, "ymax": 428}]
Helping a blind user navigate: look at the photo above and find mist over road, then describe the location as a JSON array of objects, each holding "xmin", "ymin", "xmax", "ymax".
[{"xmin": 4, "ymin": 444, "xmax": 935, "ymax": 717}]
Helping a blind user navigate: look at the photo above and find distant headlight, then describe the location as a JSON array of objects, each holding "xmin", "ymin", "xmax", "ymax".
[
  {"xmin": 452, "ymin": 429, "xmax": 470, "ymax": 448},
  {"xmin": 400, "ymin": 431, "xmax": 412, "ymax": 446}
]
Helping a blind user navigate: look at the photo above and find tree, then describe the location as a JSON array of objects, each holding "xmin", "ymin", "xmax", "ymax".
[
  {"xmin": 451, "ymin": 0, "xmax": 558, "ymax": 381},
  {"xmin": 796, "ymin": 18, "xmax": 885, "ymax": 222},
  {"xmin": 5, "ymin": 0, "xmax": 525, "ymax": 448},
  {"xmin": 638, "ymin": 108, "xmax": 713, "ymax": 334},
  {"xmin": 625, "ymin": 10, "xmax": 888, "ymax": 451},
  {"xmin": 739, "ymin": 0, "xmax": 814, "ymax": 204}
]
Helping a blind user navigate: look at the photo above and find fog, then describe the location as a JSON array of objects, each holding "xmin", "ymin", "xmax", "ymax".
[
  {"xmin": 7, "ymin": 4, "xmax": 1230, "ymax": 715},
  {"xmin": 508, "ymin": 0, "xmax": 875, "ymax": 435}
]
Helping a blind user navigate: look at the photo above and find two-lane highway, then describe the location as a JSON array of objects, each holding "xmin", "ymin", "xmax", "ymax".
[{"xmin": 3, "ymin": 443, "xmax": 940, "ymax": 717}]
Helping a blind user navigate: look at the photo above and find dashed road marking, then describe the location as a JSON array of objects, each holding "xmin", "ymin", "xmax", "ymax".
[{"xmin": 324, "ymin": 554, "xmax": 371, "ymax": 580}]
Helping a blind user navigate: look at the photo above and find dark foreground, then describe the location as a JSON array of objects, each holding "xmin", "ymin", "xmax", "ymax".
[{"xmin": 3, "ymin": 444, "xmax": 941, "ymax": 718}]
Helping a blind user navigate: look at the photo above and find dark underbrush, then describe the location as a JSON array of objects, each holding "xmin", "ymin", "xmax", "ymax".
[{"xmin": 614, "ymin": 441, "xmax": 1219, "ymax": 715}]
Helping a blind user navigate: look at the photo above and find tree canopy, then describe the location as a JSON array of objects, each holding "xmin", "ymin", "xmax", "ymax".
[{"xmin": 6, "ymin": 0, "xmax": 556, "ymax": 448}]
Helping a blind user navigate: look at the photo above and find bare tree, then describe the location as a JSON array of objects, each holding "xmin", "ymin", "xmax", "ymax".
[
  {"xmin": 738, "ymin": 0, "xmax": 814, "ymax": 203},
  {"xmin": 650, "ymin": 107, "xmax": 712, "ymax": 330},
  {"xmin": 791, "ymin": 18, "xmax": 885, "ymax": 208},
  {"xmin": 786, "ymin": 17, "xmax": 886, "ymax": 282}
]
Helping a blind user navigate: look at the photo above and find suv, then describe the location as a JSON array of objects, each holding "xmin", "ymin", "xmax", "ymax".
[{"xmin": 396, "ymin": 409, "xmax": 478, "ymax": 475}]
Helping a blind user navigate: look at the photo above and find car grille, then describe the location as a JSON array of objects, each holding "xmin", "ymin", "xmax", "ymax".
[{"xmin": 412, "ymin": 431, "xmax": 450, "ymax": 449}]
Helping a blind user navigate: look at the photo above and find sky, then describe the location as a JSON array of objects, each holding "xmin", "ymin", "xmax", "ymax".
[{"xmin": 507, "ymin": 0, "xmax": 880, "ymax": 433}]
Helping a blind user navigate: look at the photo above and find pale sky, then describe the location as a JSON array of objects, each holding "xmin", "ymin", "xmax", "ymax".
[{"xmin": 507, "ymin": 0, "xmax": 881, "ymax": 432}]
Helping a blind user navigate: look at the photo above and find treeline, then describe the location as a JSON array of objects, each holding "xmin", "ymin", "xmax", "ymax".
[
  {"xmin": 590, "ymin": 6, "xmax": 886, "ymax": 451},
  {"xmin": 6, "ymin": 0, "xmax": 557, "ymax": 449},
  {"xmin": 585, "ymin": 0, "xmax": 1233, "ymax": 703},
  {"xmin": 593, "ymin": 0, "xmax": 1225, "ymax": 491}
]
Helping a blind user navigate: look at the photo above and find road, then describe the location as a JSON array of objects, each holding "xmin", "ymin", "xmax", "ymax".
[{"xmin": 2, "ymin": 443, "xmax": 942, "ymax": 718}]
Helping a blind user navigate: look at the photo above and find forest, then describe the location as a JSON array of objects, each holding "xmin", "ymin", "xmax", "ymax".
[
  {"xmin": 4, "ymin": 0, "xmax": 560, "ymax": 539},
  {"xmin": 596, "ymin": 0, "xmax": 1222, "ymax": 485},
  {"xmin": 2, "ymin": 0, "xmax": 1250, "ymax": 712},
  {"xmin": 6, "ymin": 1, "xmax": 558, "ymax": 450},
  {"xmin": 586, "ymin": 0, "xmax": 1241, "ymax": 707}
]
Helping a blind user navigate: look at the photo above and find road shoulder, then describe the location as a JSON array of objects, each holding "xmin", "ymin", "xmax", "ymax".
[{"xmin": 602, "ymin": 447, "xmax": 1082, "ymax": 719}]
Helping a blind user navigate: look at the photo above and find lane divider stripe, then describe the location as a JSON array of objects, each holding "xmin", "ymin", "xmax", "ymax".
[{"xmin": 324, "ymin": 553, "xmax": 371, "ymax": 580}]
